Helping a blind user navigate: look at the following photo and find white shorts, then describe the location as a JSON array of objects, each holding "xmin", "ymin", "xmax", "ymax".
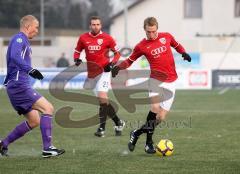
[
  {"xmin": 83, "ymin": 72, "xmax": 111, "ymax": 96},
  {"xmin": 148, "ymin": 78, "xmax": 176, "ymax": 111}
]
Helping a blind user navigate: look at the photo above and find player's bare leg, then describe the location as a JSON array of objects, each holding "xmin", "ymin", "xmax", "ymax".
[
  {"xmin": 94, "ymin": 91, "xmax": 125, "ymax": 137},
  {"xmin": 156, "ymin": 107, "xmax": 168, "ymax": 121},
  {"xmin": 25, "ymin": 110, "xmax": 40, "ymax": 128},
  {"xmin": 98, "ymin": 91, "xmax": 109, "ymax": 104},
  {"xmin": 32, "ymin": 97, "xmax": 65, "ymax": 158}
]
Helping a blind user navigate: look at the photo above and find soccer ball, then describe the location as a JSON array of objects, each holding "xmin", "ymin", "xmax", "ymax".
[{"xmin": 155, "ymin": 139, "xmax": 174, "ymax": 157}]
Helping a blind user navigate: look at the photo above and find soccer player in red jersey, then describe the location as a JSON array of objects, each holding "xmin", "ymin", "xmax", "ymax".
[
  {"xmin": 112, "ymin": 17, "xmax": 191, "ymax": 153},
  {"xmin": 73, "ymin": 16, "xmax": 125, "ymax": 137}
]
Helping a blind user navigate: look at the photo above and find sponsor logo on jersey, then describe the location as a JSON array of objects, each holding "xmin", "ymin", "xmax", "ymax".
[
  {"xmin": 97, "ymin": 39, "xmax": 103, "ymax": 45},
  {"xmin": 88, "ymin": 45, "xmax": 101, "ymax": 51},
  {"xmin": 151, "ymin": 46, "xmax": 167, "ymax": 56},
  {"xmin": 16, "ymin": 38, "xmax": 23, "ymax": 43},
  {"xmin": 159, "ymin": 38, "xmax": 166, "ymax": 44}
]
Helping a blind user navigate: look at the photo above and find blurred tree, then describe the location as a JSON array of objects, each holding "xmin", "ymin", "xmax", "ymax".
[
  {"xmin": 0, "ymin": 0, "xmax": 113, "ymax": 30},
  {"xmin": 0, "ymin": 0, "xmax": 40, "ymax": 28},
  {"xmin": 44, "ymin": 0, "xmax": 68, "ymax": 28},
  {"xmin": 87, "ymin": 0, "xmax": 113, "ymax": 31},
  {"xmin": 68, "ymin": 3, "xmax": 85, "ymax": 29}
]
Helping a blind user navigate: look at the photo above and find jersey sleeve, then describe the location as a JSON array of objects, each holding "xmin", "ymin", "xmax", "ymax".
[
  {"xmin": 128, "ymin": 44, "xmax": 143, "ymax": 62},
  {"xmin": 168, "ymin": 33, "xmax": 186, "ymax": 54},
  {"xmin": 109, "ymin": 36, "xmax": 120, "ymax": 52},
  {"xmin": 11, "ymin": 38, "xmax": 32, "ymax": 73},
  {"xmin": 118, "ymin": 45, "xmax": 143, "ymax": 70},
  {"xmin": 74, "ymin": 36, "xmax": 84, "ymax": 60},
  {"xmin": 108, "ymin": 36, "xmax": 121, "ymax": 64}
]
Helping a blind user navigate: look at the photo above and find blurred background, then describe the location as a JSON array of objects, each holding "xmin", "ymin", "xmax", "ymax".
[
  {"xmin": 0, "ymin": 0, "xmax": 240, "ymax": 89},
  {"xmin": 1, "ymin": 1, "xmax": 240, "ymax": 172}
]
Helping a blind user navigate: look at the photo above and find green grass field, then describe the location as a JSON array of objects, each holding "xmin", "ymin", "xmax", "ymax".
[{"xmin": 0, "ymin": 89, "xmax": 240, "ymax": 174}]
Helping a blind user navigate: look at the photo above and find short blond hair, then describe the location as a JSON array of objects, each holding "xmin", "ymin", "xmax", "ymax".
[
  {"xmin": 20, "ymin": 15, "xmax": 38, "ymax": 28},
  {"xmin": 143, "ymin": 17, "xmax": 158, "ymax": 29}
]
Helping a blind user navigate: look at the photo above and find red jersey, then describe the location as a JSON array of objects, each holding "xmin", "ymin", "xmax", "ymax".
[
  {"xmin": 74, "ymin": 31, "xmax": 120, "ymax": 78},
  {"xmin": 119, "ymin": 32, "xmax": 185, "ymax": 82}
]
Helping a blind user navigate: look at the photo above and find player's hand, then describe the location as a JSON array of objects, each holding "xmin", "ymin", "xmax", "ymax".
[
  {"xmin": 111, "ymin": 66, "xmax": 120, "ymax": 78},
  {"xmin": 182, "ymin": 53, "xmax": 191, "ymax": 62},
  {"xmin": 104, "ymin": 62, "xmax": 114, "ymax": 72},
  {"xmin": 74, "ymin": 59, "xmax": 82, "ymax": 66},
  {"xmin": 29, "ymin": 69, "xmax": 44, "ymax": 80}
]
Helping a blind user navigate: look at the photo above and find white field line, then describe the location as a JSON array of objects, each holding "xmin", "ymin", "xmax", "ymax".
[
  {"xmin": 171, "ymin": 109, "xmax": 240, "ymax": 113},
  {"xmin": 218, "ymin": 87, "xmax": 230, "ymax": 95}
]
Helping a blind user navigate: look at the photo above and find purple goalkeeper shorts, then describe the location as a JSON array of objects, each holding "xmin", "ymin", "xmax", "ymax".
[{"xmin": 6, "ymin": 81, "xmax": 42, "ymax": 115}]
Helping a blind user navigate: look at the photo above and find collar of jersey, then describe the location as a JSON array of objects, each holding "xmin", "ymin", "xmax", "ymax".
[
  {"xmin": 89, "ymin": 31, "xmax": 103, "ymax": 37},
  {"xmin": 19, "ymin": 32, "xmax": 28, "ymax": 40}
]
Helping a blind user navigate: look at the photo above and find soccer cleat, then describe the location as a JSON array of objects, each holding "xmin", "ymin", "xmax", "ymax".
[
  {"xmin": 128, "ymin": 130, "xmax": 139, "ymax": 152},
  {"xmin": 144, "ymin": 143, "xmax": 156, "ymax": 154},
  {"xmin": 0, "ymin": 140, "xmax": 9, "ymax": 157},
  {"xmin": 114, "ymin": 120, "xmax": 126, "ymax": 136},
  {"xmin": 42, "ymin": 146, "xmax": 65, "ymax": 158},
  {"xmin": 94, "ymin": 128, "xmax": 105, "ymax": 137}
]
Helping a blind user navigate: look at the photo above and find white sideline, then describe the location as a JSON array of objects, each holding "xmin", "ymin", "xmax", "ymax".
[
  {"xmin": 171, "ymin": 109, "xmax": 240, "ymax": 113},
  {"xmin": 218, "ymin": 87, "xmax": 229, "ymax": 95}
]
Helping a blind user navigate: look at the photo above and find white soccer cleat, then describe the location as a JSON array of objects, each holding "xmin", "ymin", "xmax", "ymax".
[
  {"xmin": 114, "ymin": 120, "xmax": 126, "ymax": 136},
  {"xmin": 42, "ymin": 146, "xmax": 65, "ymax": 158}
]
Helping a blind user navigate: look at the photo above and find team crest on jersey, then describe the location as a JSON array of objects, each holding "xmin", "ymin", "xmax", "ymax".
[
  {"xmin": 159, "ymin": 38, "xmax": 166, "ymax": 44},
  {"xmin": 16, "ymin": 38, "xmax": 23, "ymax": 43},
  {"xmin": 97, "ymin": 39, "xmax": 103, "ymax": 45}
]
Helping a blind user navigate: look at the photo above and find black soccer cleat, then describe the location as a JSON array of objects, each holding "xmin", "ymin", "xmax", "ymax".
[
  {"xmin": 0, "ymin": 140, "xmax": 8, "ymax": 157},
  {"xmin": 114, "ymin": 120, "xmax": 126, "ymax": 136},
  {"xmin": 94, "ymin": 128, "xmax": 105, "ymax": 137},
  {"xmin": 42, "ymin": 146, "xmax": 65, "ymax": 158},
  {"xmin": 144, "ymin": 143, "xmax": 156, "ymax": 154},
  {"xmin": 128, "ymin": 130, "xmax": 139, "ymax": 152}
]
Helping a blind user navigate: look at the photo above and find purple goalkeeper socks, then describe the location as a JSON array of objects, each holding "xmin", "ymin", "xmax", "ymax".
[
  {"xmin": 40, "ymin": 114, "xmax": 53, "ymax": 150},
  {"xmin": 2, "ymin": 121, "xmax": 32, "ymax": 148}
]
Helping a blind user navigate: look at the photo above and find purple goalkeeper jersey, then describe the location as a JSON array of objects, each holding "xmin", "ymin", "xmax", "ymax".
[{"xmin": 3, "ymin": 32, "xmax": 33, "ymax": 86}]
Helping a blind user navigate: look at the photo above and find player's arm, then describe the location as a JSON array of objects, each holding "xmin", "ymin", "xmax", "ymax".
[
  {"xmin": 169, "ymin": 33, "xmax": 191, "ymax": 62},
  {"xmin": 73, "ymin": 36, "xmax": 84, "ymax": 66},
  {"xmin": 109, "ymin": 39, "xmax": 121, "ymax": 65},
  {"xmin": 103, "ymin": 37, "xmax": 121, "ymax": 72},
  {"xmin": 111, "ymin": 51, "xmax": 121, "ymax": 65},
  {"xmin": 11, "ymin": 39, "xmax": 43, "ymax": 80},
  {"xmin": 112, "ymin": 45, "xmax": 142, "ymax": 78},
  {"xmin": 104, "ymin": 51, "xmax": 121, "ymax": 72},
  {"xmin": 11, "ymin": 40, "xmax": 32, "ymax": 73}
]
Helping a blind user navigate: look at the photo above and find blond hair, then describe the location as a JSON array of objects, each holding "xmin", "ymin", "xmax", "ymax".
[
  {"xmin": 143, "ymin": 17, "xmax": 158, "ymax": 29},
  {"xmin": 20, "ymin": 15, "xmax": 38, "ymax": 28}
]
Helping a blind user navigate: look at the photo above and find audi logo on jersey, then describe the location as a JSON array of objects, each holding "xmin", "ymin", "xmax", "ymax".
[
  {"xmin": 151, "ymin": 46, "xmax": 167, "ymax": 56},
  {"xmin": 88, "ymin": 45, "xmax": 101, "ymax": 51}
]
